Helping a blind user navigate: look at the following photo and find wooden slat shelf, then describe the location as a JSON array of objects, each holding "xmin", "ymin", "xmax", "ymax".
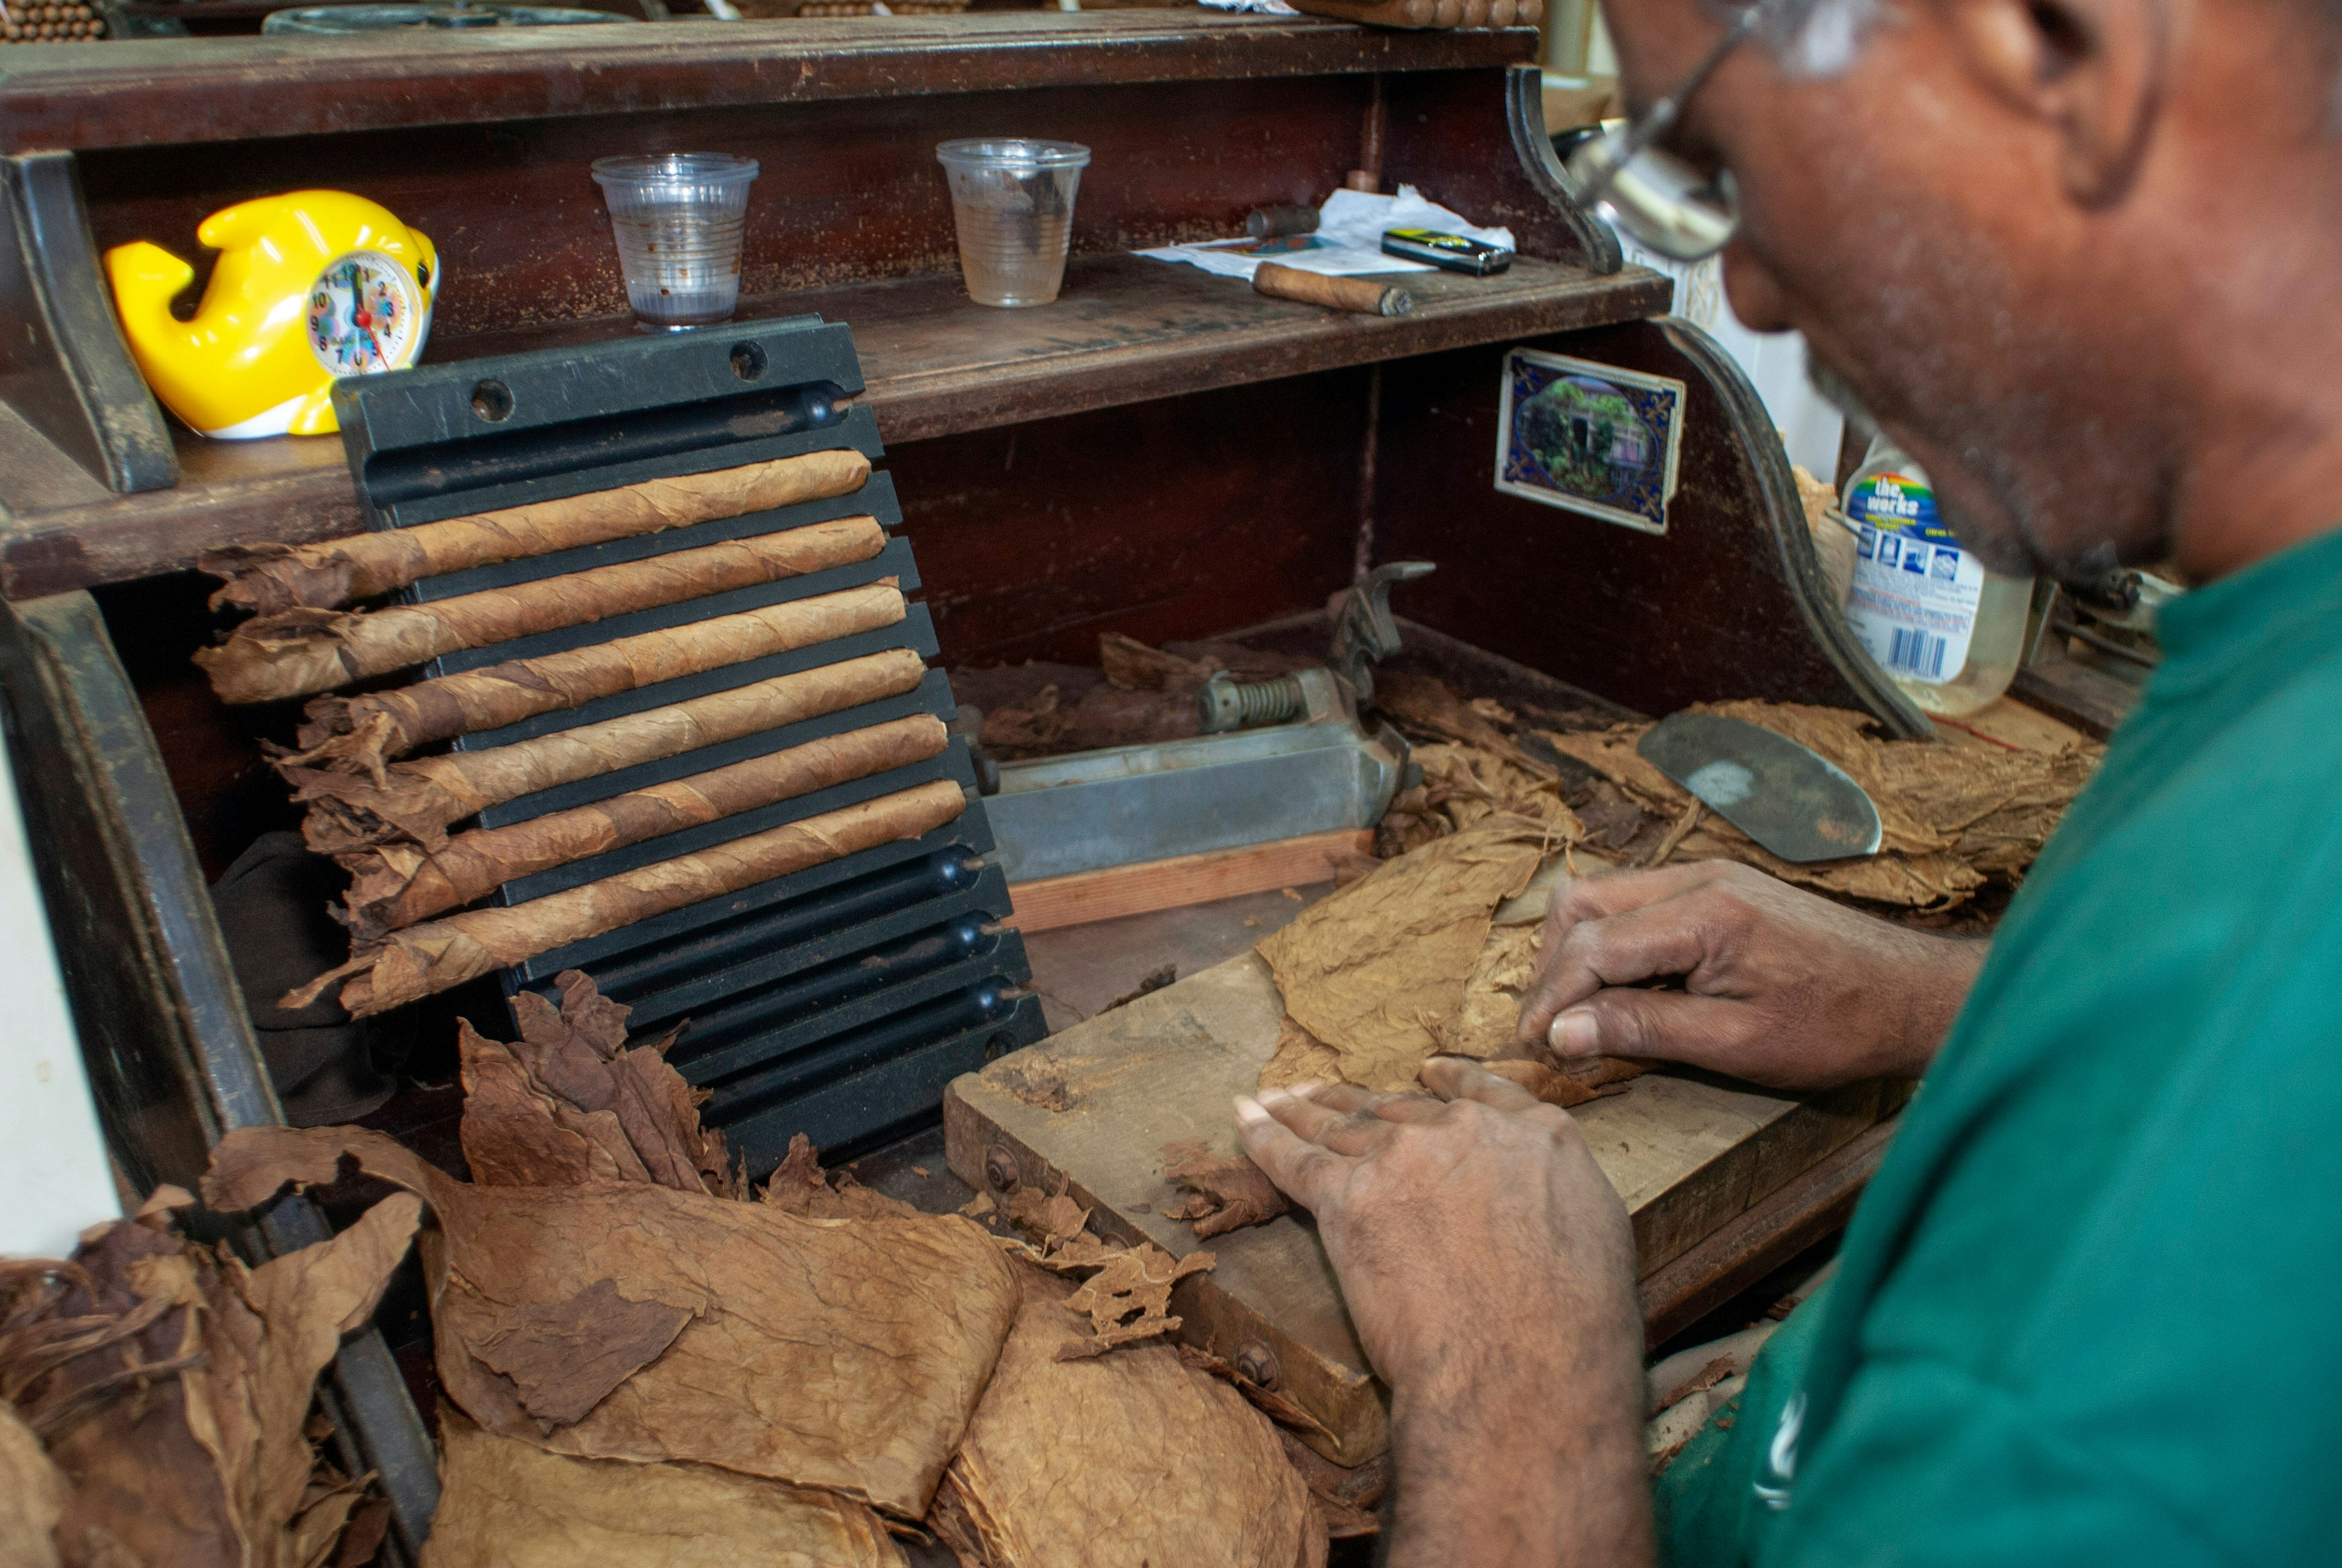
[
  {"xmin": 0, "ymin": 15, "xmax": 1530, "ymax": 152},
  {"xmin": 0, "ymin": 252, "xmax": 1666, "ymax": 598}
]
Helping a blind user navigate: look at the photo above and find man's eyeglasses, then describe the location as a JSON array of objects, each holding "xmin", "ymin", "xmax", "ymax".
[{"xmin": 1561, "ymin": 4, "xmax": 1762, "ymax": 262}]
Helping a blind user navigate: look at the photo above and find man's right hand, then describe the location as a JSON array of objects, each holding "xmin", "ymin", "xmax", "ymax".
[{"xmin": 1514, "ymin": 861, "xmax": 1985, "ymax": 1090}]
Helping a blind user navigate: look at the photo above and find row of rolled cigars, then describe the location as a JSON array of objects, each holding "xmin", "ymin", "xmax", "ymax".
[
  {"xmin": 5, "ymin": 972, "xmax": 1342, "ymax": 1567},
  {"xmin": 194, "ymin": 450, "xmax": 968, "ymax": 1018}
]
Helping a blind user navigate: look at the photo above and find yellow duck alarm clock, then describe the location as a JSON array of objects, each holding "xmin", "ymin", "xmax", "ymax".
[{"xmin": 107, "ymin": 190, "xmax": 439, "ymax": 440}]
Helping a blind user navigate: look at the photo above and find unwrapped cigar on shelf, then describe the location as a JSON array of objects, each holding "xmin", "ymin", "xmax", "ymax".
[
  {"xmin": 198, "ymin": 517, "xmax": 889, "ymax": 705},
  {"xmin": 285, "ymin": 648, "xmax": 933, "ymax": 853},
  {"xmin": 283, "ymin": 582, "xmax": 908, "ymax": 779},
  {"xmin": 200, "ymin": 448, "xmax": 874, "ymax": 615},
  {"xmin": 336, "ymin": 714, "xmax": 949, "ymax": 939},
  {"xmin": 288, "ymin": 778, "xmax": 970, "ymax": 1017}
]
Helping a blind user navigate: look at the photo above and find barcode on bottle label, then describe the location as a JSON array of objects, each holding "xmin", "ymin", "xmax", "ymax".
[{"xmin": 1887, "ymin": 626, "xmax": 1949, "ymax": 679}]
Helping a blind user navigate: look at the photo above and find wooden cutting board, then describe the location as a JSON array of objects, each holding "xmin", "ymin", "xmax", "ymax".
[{"xmin": 944, "ymin": 948, "xmax": 1888, "ymax": 1465}]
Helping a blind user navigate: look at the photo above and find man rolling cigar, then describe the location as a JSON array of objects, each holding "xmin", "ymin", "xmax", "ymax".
[{"xmin": 1234, "ymin": 0, "xmax": 2342, "ymax": 1558}]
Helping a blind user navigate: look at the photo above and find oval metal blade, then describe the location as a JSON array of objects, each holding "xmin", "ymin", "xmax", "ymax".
[{"xmin": 1635, "ymin": 712, "xmax": 1883, "ymax": 863}]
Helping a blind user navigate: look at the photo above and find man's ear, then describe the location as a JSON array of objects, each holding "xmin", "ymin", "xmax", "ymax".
[{"xmin": 1942, "ymin": 0, "xmax": 2171, "ymax": 203}]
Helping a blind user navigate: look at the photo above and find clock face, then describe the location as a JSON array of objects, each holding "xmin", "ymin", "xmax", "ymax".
[{"xmin": 306, "ymin": 250, "xmax": 423, "ymax": 376}]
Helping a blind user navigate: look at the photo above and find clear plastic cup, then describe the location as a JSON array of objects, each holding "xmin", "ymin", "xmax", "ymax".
[
  {"xmin": 590, "ymin": 152, "xmax": 759, "ymax": 329},
  {"xmin": 936, "ymin": 139, "xmax": 1090, "ymax": 308}
]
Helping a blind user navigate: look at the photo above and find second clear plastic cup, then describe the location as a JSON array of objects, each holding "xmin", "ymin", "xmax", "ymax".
[
  {"xmin": 590, "ymin": 152, "xmax": 759, "ymax": 329},
  {"xmin": 936, "ymin": 139, "xmax": 1090, "ymax": 308}
]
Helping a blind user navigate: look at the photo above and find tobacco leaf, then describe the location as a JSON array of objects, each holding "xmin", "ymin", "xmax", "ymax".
[
  {"xmin": 1372, "ymin": 671, "xmax": 1566, "ymax": 785},
  {"xmin": 459, "ymin": 972, "xmax": 737, "ymax": 1196},
  {"xmin": 198, "ymin": 519, "xmax": 888, "ymax": 706},
  {"xmin": 287, "ymin": 780, "xmax": 967, "ymax": 1018},
  {"xmin": 933, "ymin": 1271, "xmax": 1315, "ymax": 1568},
  {"xmin": 1051, "ymin": 1242, "xmax": 1214, "ymax": 1360},
  {"xmin": 1475, "ymin": 1056, "xmax": 1647, "ymax": 1108},
  {"xmin": 1001, "ymin": 1176, "xmax": 1090, "ymax": 1250},
  {"xmin": 204, "ymin": 450, "xmax": 871, "ymax": 617},
  {"xmin": 1160, "ymin": 1142, "xmax": 1291, "ymax": 1239},
  {"xmin": 202, "ymin": 1125, "xmax": 1020, "ymax": 1519},
  {"xmin": 1098, "ymin": 632, "xmax": 1220, "ymax": 692},
  {"xmin": 1541, "ymin": 701, "xmax": 2102, "ymax": 910},
  {"xmin": 1174, "ymin": 1345, "xmax": 1335, "ymax": 1444},
  {"xmin": 285, "ymin": 583, "xmax": 907, "ymax": 779},
  {"xmin": 420, "ymin": 1411, "xmax": 907, "ymax": 1568},
  {"xmin": 1256, "ymin": 820, "xmax": 1553, "ymax": 1091},
  {"xmin": 1257, "ymin": 1015, "xmax": 1345, "ymax": 1094},
  {"xmin": 468, "ymin": 1280, "xmax": 695, "ymax": 1431},
  {"xmin": 0, "ymin": 1402, "xmax": 64, "ymax": 1568},
  {"xmin": 285, "ymin": 650, "xmax": 929, "ymax": 855},
  {"xmin": 759, "ymin": 1136, "xmax": 920, "ymax": 1221},
  {"xmin": 9, "ymin": 1195, "xmax": 420, "ymax": 1568},
  {"xmin": 1276, "ymin": 1428, "xmax": 1388, "ymax": 1539},
  {"xmin": 335, "ymin": 716, "xmax": 947, "ymax": 937}
]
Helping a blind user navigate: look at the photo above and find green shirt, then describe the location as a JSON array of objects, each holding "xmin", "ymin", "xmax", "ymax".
[{"xmin": 1657, "ymin": 524, "xmax": 2342, "ymax": 1564}]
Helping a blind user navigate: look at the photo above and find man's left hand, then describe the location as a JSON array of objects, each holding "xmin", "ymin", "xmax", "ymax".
[{"xmin": 1236, "ymin": 1059, "xmax": 1655, "ymax": 1567}]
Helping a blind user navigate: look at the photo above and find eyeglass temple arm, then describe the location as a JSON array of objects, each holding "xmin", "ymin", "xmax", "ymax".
[{"xmin": 1598, "ymin": 4, "xmax": 1765, "ymax": 171}]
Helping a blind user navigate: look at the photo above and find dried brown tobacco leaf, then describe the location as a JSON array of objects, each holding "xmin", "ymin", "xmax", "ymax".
[
  {"xmin": 1277, "ymin": 1428, "xmax": 1388, "ymax": 1539},
  {"xmin": 759, "ymin": 1135, "xmax": 920, "ymax": 1222},
  {"xmin": 0, "ymin": 1402, "xmax": 63, "ymax": 1568},
  {"xmin": 1256, "ymin": 821, "xmax": 1552, "ymax": 1091},
  {"xmin": 286, "ymin": 780, "xmax": 967, "ymax": 1018},
  {"xmin": 469, "ymin": 1280, "xmax": 695, "ymax": 1431},
  {"xmin": 1449, "ymin": 923, "xmax": 1542, "ymax": 1059},
  {"xmin": 286, "ymin": 650, "xmax": 930, "ymax": 854},
  {"xmin": 1004, "ymin": 1182, "xmax": 1089, "ymax": 1250},
  {"xmin": 198, "ymin": 518, "xmax": 888, "ymax": 706},
  {"xmin": 421, "ymin": 1412, "xmax": 907, "ymax": 1568},
  {"xmin": 12, "ymin": 1193, "xmax": 421, "ymax": 1568},
  {"xmin": 1373, "ymin": 671, "xmax": 1561, "ymax": 782},
  {"xmin": 287, "ymin": 583, "xmax": 907, "ymax": 779},
  {"xmin": 1474, "ymin": 1056, "xmax": 1647, "ymax": 1109},
  {"xmin": 1051, "ymin": 1242, "xmax": 1214, "ymax": 1360},
  {"xmin": 1098, "ymin": 632, "xmax": 1220, "ymax": 692},
  {"xmin": 460, "ymin": 973, "xmax": 740, "ymax": 1197},
  {"xmin": 203, "ymin": 1125, "xmax": 1019, "ymax": 1519},
  {"xmin": 1257, "ymin": 1014, "xmax": 1344, "ymax": 1094},
  {"xmin": 933, "ymin": 1272, "xmax": 1314, "ymax": 1568},
  {"xmin": 1173, "ymin": 1345, "xmax": 1334, "ymax": 1444},
  {"xmin": 1160, "ymin": 1142, "xmax": 1291, "ymax": 1239},
  {"xmin": 336, "ymin": 716, "xmax": 947, "ymax": 937},
  {"xmin": 204, "ymin": 451, "xmax": 872, "ymax": 617},
  {"xmin": 457, "ymin": 1023, "xmax": 634, "ymax": 1189},
  {"xmin": 1541, "ymin": 701, "xmax": 2102, "ymax": 910}
]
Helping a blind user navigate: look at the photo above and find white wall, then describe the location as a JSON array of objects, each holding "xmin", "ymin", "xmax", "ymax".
[
  {"xmin": 1617, "ymin": 240, "xmax": 1847, "ymax": 483},
  {"xmin": 0, "ymin": 720, "xmax": 120, "ymax": 1258}
]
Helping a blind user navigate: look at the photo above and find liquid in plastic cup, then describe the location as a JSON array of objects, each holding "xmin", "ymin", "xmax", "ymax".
[
  {"xmin": 590, "ymin": 152, "xmax": 759, "ymax": 330},
  {"xmin": 936, "ymin": 139, "xmax": 1090, "ymax": 308}
]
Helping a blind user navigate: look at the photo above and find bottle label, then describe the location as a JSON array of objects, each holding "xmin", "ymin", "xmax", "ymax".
[{"xmin": 1842, "ymin": 471, "xmax": 1980, "ymax": 686}]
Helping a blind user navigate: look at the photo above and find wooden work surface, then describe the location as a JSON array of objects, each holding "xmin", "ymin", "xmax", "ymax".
[{"xmin": 945, "ymin": 937, "xmax": 1892, "ymax": 1462}]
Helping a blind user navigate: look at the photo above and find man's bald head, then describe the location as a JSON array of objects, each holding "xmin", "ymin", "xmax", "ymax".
[{"xmin": 1609, "ymin": 0, "xmax": 2342, "ymax": 581}]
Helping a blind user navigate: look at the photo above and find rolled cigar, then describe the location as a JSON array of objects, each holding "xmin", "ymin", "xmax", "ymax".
[
  {"xmin": 201, "ymin": 449, "xmax": 871, "ymax": 617},
  {"xmin": 337, "ymin": 714, "xmax": 948, "ymax": 937},
  {"xmin": 284, "ymin": 581, "xmax": 908, "ymax": 781},
  {"xmin": 285, "ymin": 646, "xmax": 931, "ymax": 854},
  {"xmin": 287, "ymin": 778, "xmax": 969, "ymax": 1018},
  {"xmin": 1252, "ymin": 261, "xmax": 1414, "ymax": 318},
  {"xmin": 197, "ymin": 515, "xmax": 887, "ymax": 705}
]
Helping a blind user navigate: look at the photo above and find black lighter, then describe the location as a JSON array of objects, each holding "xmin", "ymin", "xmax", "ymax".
[{"xmin": 1380, "ymin": 227, "xmax": 1514, "ymax": 276}]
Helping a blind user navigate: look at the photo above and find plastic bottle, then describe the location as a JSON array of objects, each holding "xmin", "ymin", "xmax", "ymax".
[{"xmin": 1838, "ymin": 437, "xmax": 2033, "ymax": 718}]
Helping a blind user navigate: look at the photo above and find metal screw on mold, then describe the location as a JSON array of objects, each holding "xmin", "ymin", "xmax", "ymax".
[
  {"xmin": 984, "ymin": 1145, "xmax": 1022, "ymax": 1194},
  {"xmin": 1196, "ymin": 670, "xmax": 1306, "ymax": 734},
  {"xmin": 1233, "ymin": 1338, "xmax": 1282, "ymax": 1391}
]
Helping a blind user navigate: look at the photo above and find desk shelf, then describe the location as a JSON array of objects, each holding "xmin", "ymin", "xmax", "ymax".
[{"xmin": 0, "ymin": 253, "xmax": 1666, "ymax": 597}]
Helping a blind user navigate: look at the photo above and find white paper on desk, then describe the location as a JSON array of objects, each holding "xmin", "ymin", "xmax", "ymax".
[
  {"xmin": 1133, "ymin": 234, "xmax": 1431, "ymax": 282},
  {"xmin": 1136, "ymin": 184, "xmax": 1515, "ymax": 282},
  {"xmin": 1318, "ymin": 185, "xmax": 1516, "ymax": 251}
]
